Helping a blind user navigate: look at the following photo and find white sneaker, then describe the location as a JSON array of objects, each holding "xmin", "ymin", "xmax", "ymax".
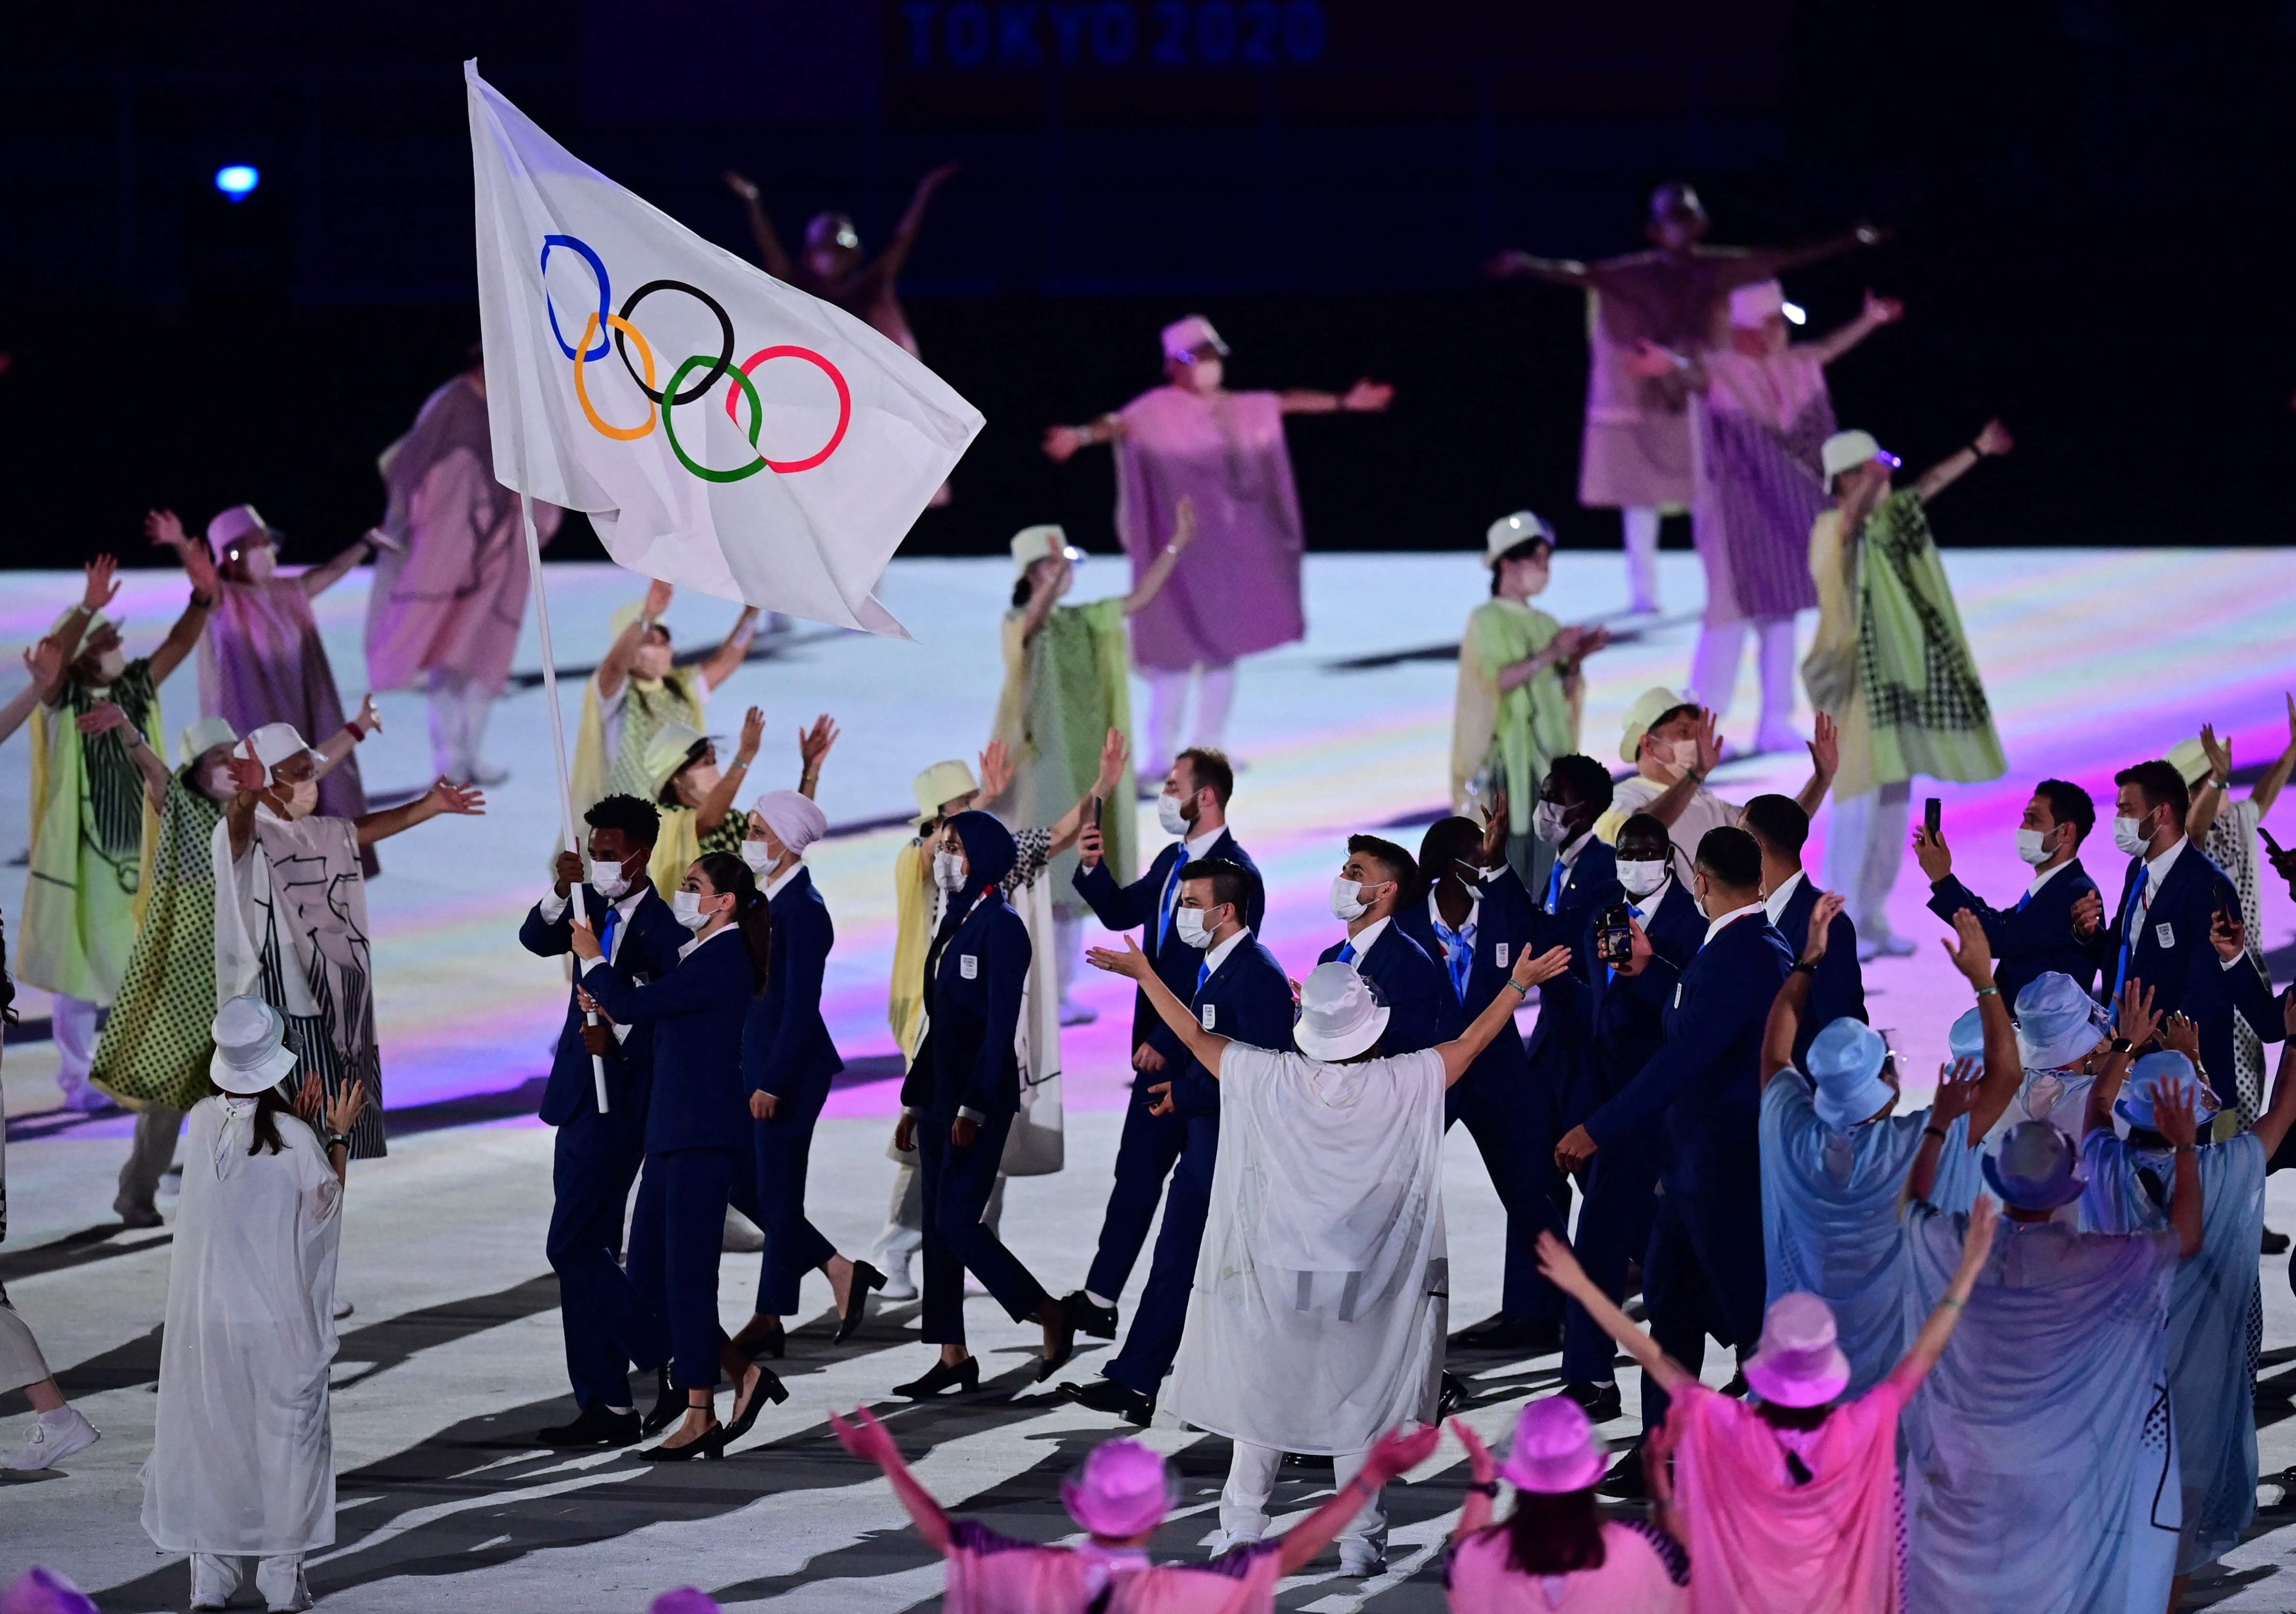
[
  {"xmin": 1206, "ymin": 1530, "xmax": 1263, "ymax": 1556},
  {"xmin": 1057, "ymin": 999, "xmax": 1099, "ymax": 1027},
  {"xmin": 1339, "ymin": 1541, "xmax": 1387, "ymax": 1577},
  {"xmin": 4, "ymin": 1405, "xmax": 99, "ymax": 1470},
  {"xmin": 876, "ymin": 1263, "xmax": 918, "ymax": 1302}
]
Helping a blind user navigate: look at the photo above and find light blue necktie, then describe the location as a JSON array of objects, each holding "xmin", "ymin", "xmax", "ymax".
[
  {"xmin": 2110, "ymin": 874, "xmax": 2145, "ymax": 1005},
  {"xmin": 1430, "ymin": 914, "xmax": 1476, "ymax": 1004},
  {"xmin": 1157, "ymin": 852, "xmax": 1184, "ymax": 948}
]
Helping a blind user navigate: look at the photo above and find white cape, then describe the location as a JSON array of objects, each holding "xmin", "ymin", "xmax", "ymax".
[
  {"xmin": 142, "ymin": 1096, "xmax": 342, "ymax": 1555},
  {"xmin": 1164, "ymin": 1045, "xmax": 1447, "ymax": 1454}
]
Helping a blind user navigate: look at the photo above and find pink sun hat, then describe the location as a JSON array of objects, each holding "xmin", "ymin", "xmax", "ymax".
[
  {"xmin": 1061, "ymin": 1438, "xmax": 1181, "ymax": 1537},
  {"xmin": 1498, "ymin": 1396, "xmax": 1608, "ymax": 1494},
  {"xmin": 1743, "ymin": 1292, "xmax": 1852, "ymax": 1408}
]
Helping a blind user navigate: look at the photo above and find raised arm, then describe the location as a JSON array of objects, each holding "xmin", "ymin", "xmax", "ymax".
[
  {"xmin": 1448, "ymin": 1420, "xmax": 1500, "ymax": 1543},
  {"xmin": 1913, "ymin": 419, "xmax": 2012, "ymax": 503},
  {"xmin": 1943, "ymin": 909, "xmax": 2025, "ymax": 1140},
  {"xmin": 1087, "ymin": 937, "xmax": 1231, "ymax": 1075},
  {"xmin": 2251, "ymin": 991, "xmax": 2296, "ymax": 1158},
  {"xmin": 1119, "ymin": 498, "xmax": 1196, "ymax": 616},
  {"xmin": 35, "ymin": 557, "xmax": 118, "ymax": 707},
  {"xmin": 1276, "ymin": 380, "xmax": 1393, "ymax": 416},
  {"xmin": 694, "ymin": 708, "xmax": 765, "ymax": 834},
  {"xmin": 1440, "ymin": 945, "xmax": 1573, "ymax": 1087},
  {"xmin": 1277, "ymin": 1424, "xmax": 1440, "ymax": 1575},
  {"xmin": 315, "ymin": 693, "xmax": 379, "ymax": 781},
  {"xmin": 300, "ymin": 533, "xmax": 377, "ymax": 599},
  {"xmin": 2083, "ymin": 981, "xmax": 2157, "ymax": 1139},
  {"xmin": 1907, "ymin": 1059, "xmax": 1979, "ymax": 1203},
  {"xmin": 1883, "ymin": 1199, "xmax": 1997, "ymax": 1394},
  {"xmin": 1485, "ymin": 249, "xmax": 1594, "ymax": 288},
  {"xmin": 875, "ymin": 161, "xmax": 960, "ymax": 283},
  {"xmin": 722, "ymin": 171, "xmax": 794, "ymax": 282},
  {"xmin": 829, "ymin": 1406, "xmax": 952, "ymax": 1555},
  {"xmin": 1808, "ymin": 290, "xmax": 1903, "ymax": 367},
  {"xmin": 796, "ymin": 713, "xmax": 838, "ymax": 800},
  {"xmin": 146, "ymin": 533, "xmax": 220, "ymax": 685},
  {"xmin": 1535, "ymin": 1229, "xmax": 1696, "ymax": 1394},
  {"xmin": 1759, "ymin": 903, "xmax": 1825, "ymax": 1086},
  {"xmin": 595, "ymin": 579, "xmax": 673, "ymax": 701},
  {"xmin": 1640, "ymin": 709, "xmax": 1725, "ymax": 829},
  {"xmin": 355, "ymin": 776, "xmax": 485, "ymax": 847},
  {"xmin": 1041, "ymin": 412, "xmax": 1128, "ymax": 464},
  {"xmin": 1045, "ymin": 728, "xmax": 1129, "ymax": 858},
  {"xmin": 2150, "ymin": 1082, "xmax": 2205, "ymax": 1259},
  {"xmin": 0, "ymin": 637, "xmax": 66, "ymax": 747},
  {"xmin": 2249, "ymin": 693, "xmax": 2296, "ymax": 822},
  {"xmin": 1017, "ymin": 571, "xmax": 1063, "ymax": 645},
  {"xmin": 78, "ymin": 701, "xmax": 171, "ymax": 810},
  {"xmin": 697, "ymin": 607, "xmax": 762, "ymax": 692},
  {"xmin": 1761, "ymin": 223, "xmax": 1887, "ymax": 276},
  {"xmin": 1793, "ymin": 712, "xmax": 1839, "ymax": 820}
]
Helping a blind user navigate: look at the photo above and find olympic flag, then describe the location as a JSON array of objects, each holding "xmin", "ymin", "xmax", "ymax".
[{"xmin": 465, "ymin": 61, "xmax": 981, "ymax": 637}]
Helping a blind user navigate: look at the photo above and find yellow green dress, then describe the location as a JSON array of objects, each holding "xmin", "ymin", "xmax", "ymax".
[
  {"xmin": 90, "ymin": 770, "xmax": 226, "ymax": 1111},
  {"xmin": 1451, "ymin": 597, "xmax": 1580, "ymax": 842}
]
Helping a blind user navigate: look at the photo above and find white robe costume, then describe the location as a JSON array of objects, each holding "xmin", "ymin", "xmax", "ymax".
[{"xmin": 142, "ymin": 1095, "xmax": 342, "ymax": 1560}]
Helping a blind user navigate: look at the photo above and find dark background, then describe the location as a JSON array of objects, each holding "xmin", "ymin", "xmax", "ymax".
[{"xmin": 3, "ymin": 0, "xmax": 2292, "ymax": 570}]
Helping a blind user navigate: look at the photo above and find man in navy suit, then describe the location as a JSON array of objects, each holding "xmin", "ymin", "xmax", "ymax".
[
  {"xmin": 1557, "ymin": 825, "xmax": 1791, "ymax": 1484},
  {"xmin": 1741, "ymin": 794, "xmax": 1864, "ymax": 1068},
  {"xmin": 1066, "ymin": 859, "xmax": 1292, "ymax": 1424},
  {"xmin": 1398, "ymin": 813, "xmax": 1563, "ymax": 1351},
  {"xmin": 1915, "ymin": 777, "xmax": 2101, "ymax": 1005},
  {"xmin": 1066, "ymin": 747, "xmax": 1260, "ymax": 1339},
  {"xmin": 2075, "ymin": 760, "xmax": 2257, "ymax": 1106},
  {"xmin": 518, "ymin": 794, "xmax": 690, "ymax": 1448},
  {"xmin": 1317, "ymin": 834, "xmax": 1448, "ymax": 1055},
  {"xmin": 1554, "ymin": 811, "xmax": 1704, "ymax": 1419}
]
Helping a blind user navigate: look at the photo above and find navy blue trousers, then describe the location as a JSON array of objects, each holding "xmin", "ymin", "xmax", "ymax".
[
  {"xmin": 1084, "ymin": 1087, "xmax": 1188, "ymax": 1303},
  {"xmin": 1103, "ymin": 1116, "xmax": 1217, "ymax": 1396},
  {"xmin": 627, "ymin": 1146, "xmax": 736, "ymax": 1392},
  {"xmin": 1637, "ymin": 1180, "xmax": 1765, "ymax": 1431},
  {"xmin": 728, "ymin": 1077, "xmax": 839, "ymax": 1317},
  {"xmin": 918, "ymin": 1107, "xmax": 1050, "ymax": 1344},
  {"xmin": 1558, "ymin": 1134, "xmax": 1662, "ymax": 1385},
  {"xmin": 548, "ymin": 1110, "xmax": 663, "ymax": 1409},
  {"xmin": 1445, "ymin": 1058, "xmax": 1564, "ymax": 1323}
]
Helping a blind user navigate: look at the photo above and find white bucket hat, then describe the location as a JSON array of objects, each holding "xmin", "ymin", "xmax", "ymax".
[
  {"xmin": 179, "ymin": 716, "xmax": 237, "ymax": 768},
  {"xmin": 1820, "ymin": 429, "xmax": 1899, "ymax": 489},
  {"xmin": 1160, "ymin": 314, "xmax": 1228, "ymax": 363},
  {"xmin": 206, "ymin": 503, "xmax": 281, "ymax": 555},
  {"xmin": 210, "ymin": 995, "xmax": 300, "ymax": 1095},
  {"xmin": 1618, "ymin": 686, "xmax": 1692, "ymax": 765},
  {"xmin": 1294, "ymin": 961, "xmax": 1389, "ymax": 1062},
  {"xmin": 245, "ymin": 721, "xmax": 322, "ymax": 773},
  {"xmin": 911, "ymin": 759, "xmax": 979, "ymax": 829},
  {"xmin": 1010, "ymin": 524, "xmax": 1085, "ymax": 575},
  {"xmin": 1484, "ymin": 510, "xmax": 1556, "ymax": 564}
]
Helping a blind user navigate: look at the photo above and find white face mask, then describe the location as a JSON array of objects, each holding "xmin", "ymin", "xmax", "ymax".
[
  {"xmin": 1157, "ymin": 790, "xmax": 1192, "ymax": 838},
  {"xmin": 2111, "ymin": 811, "xmax": 2151, "ymax": 858},
  {"xmin": 1669, "ymin": 738, "xmax": 1700, "ymax": 772},
  {"xmin": 671, "ymin": 889, "xmax": 716, "ymax": 931},
  {"xmin": 1533, "ymin": 799, "xmax": 1571, "ymax": 846},
  {"xmin": 1174, "ymin": 907, "xmax": 1218, "ymax": 949},
  {"xmin": 1616, "ymin": 859, "xmax": 1667, "ymax": 898},
  {"xmin": 94, "ymin": 648, "xmax": 128, "ymax": 684},
  {"xmin": 1691, "ymin": 878, "xmax": 1711, "ymax": 920},
  {"xmin": 590, "ymin": 859, "xmax": 633, "ymax": 900},
  {"xmin": 279, "ymin": 779, "xmax": 318, "ymax": 820},
  {"xmin": 1330, "ymin": 875, "xmax": 1371, "ymax": 923},
  {"xmin": 740, "ymin": 839, "xmax": 775, "ymax": 876},
  {"xmin": 2015, "ymin": 827, "xmax": 2055, "ymax": 867},
  {"xmin": 678, "ymin": 763, "xmax": 722, "ymax": 805},
  {"xmin": 236, "ymin": 545, "xmax": 278, "ymax": 583},
  {"xmin": 933, "ymin": 849, "xmax": 967, "ymax": 892}
]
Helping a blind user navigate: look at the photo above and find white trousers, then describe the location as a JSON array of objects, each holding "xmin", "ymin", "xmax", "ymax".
[
  {"xmin": 1221, "ymin": 1441, "xmax": 1383, "ymax": 1556},
  {"xmin": 191, "ymin": 1552, "xmax": 308, "ymax": 1612},
  {"xmin": 50, "ymin": 995, "xmax": 104, "ymax": 1094},
  {"xmin": 426, "ymin": 668, "xmax": 498, "ymax": 782},
  {"xmin": 871, "ymin": 1160, "xmax": 1006, "ymax": 1266},
  {"xmin": 1687, "ymin": 618, "xmax": 1801, "ymax": 750},
  {"xmin": 1144, "ymin": 663, "xmax": 1237, "ymax": 776},
  {"xmin": 1824, "ymin": 781, "xmax": 1912, "ymax": 945},
  {"xmin": 1052, "ymin": 912, "xmax": 1084, "ymax": 1009},
  {"xmin": 1623, "ymin": 507, "xmax": 1662, "ymax": 612}
]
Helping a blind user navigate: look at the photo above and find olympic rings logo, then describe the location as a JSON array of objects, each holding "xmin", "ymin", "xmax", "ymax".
[{"xmin": 540, "ymin": 233, "xmax": 852, "ymax": 481}]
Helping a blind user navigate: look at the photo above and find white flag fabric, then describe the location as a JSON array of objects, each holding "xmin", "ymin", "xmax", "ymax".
[{"xmin": 465, "ymin": 61, "xmax": 981, "ymax": 636}]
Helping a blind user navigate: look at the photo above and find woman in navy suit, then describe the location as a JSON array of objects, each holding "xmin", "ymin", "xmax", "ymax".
[
  {"xmin": 573, "ymin": 850, "xmax": 785, "ymax": 1459},
  {"xmin": 892, "ymin": 811, "xmax": 1076, "ymax": 1397}
]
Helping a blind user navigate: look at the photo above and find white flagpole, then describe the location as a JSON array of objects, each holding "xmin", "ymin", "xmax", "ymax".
[{"xmin": 516, "ymin": 488, "xmax": 610, "ymax": 1115}]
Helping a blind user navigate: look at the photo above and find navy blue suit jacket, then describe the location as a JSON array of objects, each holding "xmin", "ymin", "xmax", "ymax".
[
  {"xmin": 1769, "ymin": 874, "xmax": 1866, "ymax": 1066},
  {"xmin": 520, "ymin": 883, "xmax": 689, "ymax": 1127},
  {"xmin": 1523, "ymin": 839, "xmax": 1625, "ymax": 1072},
  {"xmin": 1583, "ymin": 911, "xmax": 1792, "ymax": 1198},
  {"xmin": 581, "ymin": 927, "xmax": 754, "ymax": 1155},
  {"xmin": 2084, "ymin": 843, "xmax": 2239, "ymax": 1018},
  {"xmin": 1582, "ymin": 877, "xmax": 1705, "ymax": 1108},
  {"xmin": 742, "ymin": 867, "xmax": 844, "ymax": 1100},
  {"xmin": 1165, "ymin": 934, "xmax": 1294, "ymax": 1117},
  {"xmin": 1074, "ymin": 829, "xmax": 1261, "ymax": 1060},
  {"xmin": 1926, "ymin": 858, "xmax": 2100, "ymax": 1005},
  {"xmin": 904, "ymin": 889, "xmax": 1031, "ymax": 1119},
  {"xmin": 1393, "ymin": 875, "xmax": 1537, "ymax": 1094},
  {"xmin": 1318, "ymin": 920, "xmax": 1447, "ymax": 1055}
]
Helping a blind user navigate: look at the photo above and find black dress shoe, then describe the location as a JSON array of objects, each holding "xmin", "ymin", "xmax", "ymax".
[
  {"xmin": 894, "ymin": 1356, "xmax": 981, "ymax": 1398},
  {"xmin": 2266, "ymin": 1227, "xmax": 2290, "ymax": 1256},
  {"xmin": 1063, "ymin": 1291, "xmax": 1118, "ymax": 1340},
  {"xmin": 733, "ymin": 1322, "xmax": 787, "ymax": 1361},
  {"xmin": 1597, "ymin": 1448, "xmax": 1647, "ymax": 1499},
  {"xmin": 1450, "ymin": 1314, "xmax": 1563, "ymax": 1353},
  {"xmin": 1065, "ymin": 1376, "xmax": 1155, "ymax": 1426},
  {"xmin": 721, "ymin": 1362, "xmax": 790, "ymax": 1444},
  {"xmin": 1437, "ymin": 1371, "xmax": 1473, "ymax": 1418},
  {"xmin": 536, "ymin": 1404, "xmax": 642, "ymax": 1448},
  {"xmin": 642, "ymin": 1419, "xmax": 728, "ymax": 1462},
  {"xmin": 836, "ymin": 1263, "xmax": 888, "ymax": 1344},
  {"xmin": 641, "ymin": 1367, "xmax": 682, "ymax": 1436},
  {"xmin": 1554, "ymin": 1381, "xmax": 1623, "ymax": 1421}
]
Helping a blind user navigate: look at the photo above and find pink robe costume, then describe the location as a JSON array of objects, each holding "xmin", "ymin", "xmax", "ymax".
[
  {"xmin": 944, "ymin": 1525, "xmax": 1282, "ymax": 1613},
  {"xmin": 1668, "ymin": 1373, "xmax": 1913, "ymax": 1613},
  {"xmin": 1689, "ymin": 345, "xmax": 1829, "ymax": 624},
  {"xmin": 198, "ymin": 576, "xmax": 375, "ymax": 876},
  {"xmin": 365, "ymin": 373, "xmax": 561, "ymax": 696},
  {"xmin": 1445, "ymin": 1519, "xmax": 1690, "ymax": 1612},
  {"xmin": 1113, "ymin": 386, "xmax": 1305, "ymax": 671}
]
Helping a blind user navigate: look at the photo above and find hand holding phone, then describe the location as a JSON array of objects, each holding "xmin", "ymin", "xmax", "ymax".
[{"xmin": 1924, "ymin": 797, "xmax": 1942, "ymax": 838}]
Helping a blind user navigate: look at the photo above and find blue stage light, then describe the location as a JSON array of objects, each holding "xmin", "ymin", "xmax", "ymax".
[{"xmin": 214, "ymin": 164, "xmax": 260, "ymax": 201}]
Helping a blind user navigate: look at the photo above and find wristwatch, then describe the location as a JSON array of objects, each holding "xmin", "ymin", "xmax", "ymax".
[
  {"xmin": 1791, "ymin": 959, "xmax": 1817, "ymax": 976},
  {"xmin": 2109, "ymin": 1036, "xmax": 2133, "ymax": 1055}
]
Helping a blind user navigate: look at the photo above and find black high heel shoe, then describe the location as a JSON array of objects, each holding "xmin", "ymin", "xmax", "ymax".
[
  {"xmin": 1034, "ymin": 1308, "xmax": 1078, "ymax": 1383},
  {"xmin": 894, "ymin": 1355, "xmax": 980, "ymax": 1399},
  {"xmin": 640, "ymin": 1367, "xmax": 682, "ymax": 1436},
  {"xmin": 835, "ymin": 1263, "xmax": 888, "ymax": 1344},
  {"xmin": 641, "ymin": 1418, "xmax": 728, "ymax": 1462},
  {"xmin": 734, "ymin": 1322, "xmax": 787, "ymax": 1361},
  {"xmin": 720, "ymin": 1363, "xmax": 790, "ymax": 1444}
]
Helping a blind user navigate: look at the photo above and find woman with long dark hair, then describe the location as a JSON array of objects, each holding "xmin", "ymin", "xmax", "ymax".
[
  {"xmin": 572, "ymin": 851, "xmax": 784, "ymax": 1458},
  {"xmin": 892, "ymin": 811, "xmax": 1076, "ymax": 1397}
]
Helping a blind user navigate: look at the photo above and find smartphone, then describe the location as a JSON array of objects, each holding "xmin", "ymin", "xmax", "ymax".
[
  {"xmin": 1595, "ymin": 903, "xmax": 1634, "ymax": 965},
  {"xmin": 1090, "ymin": 794, "xmax": 1104, "ymax": 831},
  {"xmin": 2261, "ymin": 823, "xmax": 2286, "ymax": 856},
  {"xmin": 1923, "ymin": 797, "xmax": 1942, "ymax": 838}
]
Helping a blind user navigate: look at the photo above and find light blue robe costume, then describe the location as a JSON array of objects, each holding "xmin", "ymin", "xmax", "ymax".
[
  {"xmin": 1902, "ymin": 1202, "xmax": 2180, "ymax": 1614},
  {"xmin": 1758, "ymin": 1077, "xmax": 1927, "ymax": 1397},
  {"xmin": 2080, "ymin": 1128, "xmax": 2264, "ymax": 1575},
  {"xmin": 1928, "ymin": 1068, "xmax": 2095, "ymax": 1217}
]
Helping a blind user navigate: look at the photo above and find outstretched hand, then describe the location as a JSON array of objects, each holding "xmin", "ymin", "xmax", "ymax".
[
  {"xmin": 1092, "ymin": 726, "xmax": 1131, "ymax": 798},
  {"xmin": 83, "ymin": 551, "xmax": 121, "ymax": 612},
  {"xmin": 22, "ymin": 636, "xmax": 63, "ymax": 689},
  {"xmin": 798, "ymin": 714, "xmax": 839, "ymax": 776},
  {"xmin": 1533, "ymin": 1228, "xmax": 1592, "ymax": 1297},
  {"xmin": 2070, "ymin": 888, "xmax": 2106, "ymax": 941},
  {"xmin": 323, "ymin": 1079, "xmax": 368, "ymax": 1142},
  {"xmin": 2152, "ymin": 1080, "xmax": 2200, "ymax": 1150},
  {"xmin": 2114, "ymin": 979, "xmax": 2160, "ymax": 1051},
  {"xmin": 1511, "ymin": 944, "xmax": 1574, "ymax": 992},
  {"xmin": 1930, "ymin": 1057, "xmax": 1979, "ymax": 1126},
  {"xmin": 1801, "ymin": 891, "xmax": 1846, "ymax": 966},
  {"xmin": 74, "ymin": 701, "xmax": 131, "ymax": 737},
  {"xmin": 1342, "ymin": 378, "xmax": 1394, "ymax": 412},
  {"xmin": 1086, "ymin": 936, "xmax": 1153, "ymax": 982},
  {"xmin": 1974, "ymin": 419, "xmax": 2014, "ymax": 458},
  {"xmin": 1449, "ymin": 1418, "xmax": 1495, "ymax": 1485},
  {"xmin": 1362, "ymin": 1421, "xmax": 1442, "ymax": 1483},
  {"xmin": 2161, "ymin": 1012, "xmax": 2201, "ymax": 1066},
  {"xmin": 736, "ymin": 705, "xmax": 766, "ymax": 765},
  {"xmin": 977, "ymin": 738, "xmax": 1013, "ymax": 804},
  {"xmin": 1807, "ymin": 711, "xmax": 1839, "ymax": 780},
  {"xmin": 226, "ymin": 738, "xmax": 268, "ymax": 797},
  {"xmin": 1940, "ymin": 909, "xmax": 1994, "ymax": 988},
  {"xmin": 178, "ymin": 529, "xmax": 220, "ymax": 597},
  {"xmin": 829, "ymin": 1405, "xmax": 901, "ymax": 1468},
  {"xmin": 425, "ymin": 777, "xmax": 486, "ymax": 817},
  {"xmin": 1694, "ymin": 708, "xmax": 1724, "ymax": 777}
]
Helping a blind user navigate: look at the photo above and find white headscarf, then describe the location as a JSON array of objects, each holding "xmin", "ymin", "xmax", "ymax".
[{"xmin": 751, "ymin": 789, "xmax": 829, "ymax": 859}]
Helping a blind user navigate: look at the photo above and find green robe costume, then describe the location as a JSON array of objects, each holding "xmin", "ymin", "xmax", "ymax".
[
  {"xmin": 91, "ymin": 770, "xmax": 225, "ymax": 1111},
  {"xmin": 1451, "ymin": 597, "xmax": 1580, "ymax": 880},
  {"xmin": 992, "ymin": 597, "xmax": 1136, "ymax": 917}
]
